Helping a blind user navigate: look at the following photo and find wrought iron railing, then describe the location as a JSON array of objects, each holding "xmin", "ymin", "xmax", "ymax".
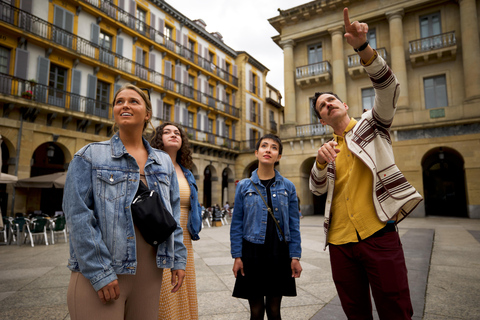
[
  {"xmin": 0, "ymin": 2, "xmax": 240, "ymax": 118},
  {"xmin": 270, "ymin": 121, "xmax": 278, "ymax": 132},
  {"xmin": 80, "ymin": 0, "xmax": 238, "ymax": 86},
  {"xmin": 409, "ymin": 31, "xmax": 456, "ymax": 54},
  {"xmin": 296, "ymin": 123, "xmax": 331, "ymax": 137},
  {"xmin": 182, "ymin": 125, "xmax": 240, "ymax": 150},
  {"xmin": 296, "ymin": 61, "xmax": 331, "ymax": 79},
  {"xmin": 0, "ymin": 73, "xmax": 110, "ymax": 119},
  {"xmin": 348, "ymin": 47, "xmax": 387, "ymax": 67}
]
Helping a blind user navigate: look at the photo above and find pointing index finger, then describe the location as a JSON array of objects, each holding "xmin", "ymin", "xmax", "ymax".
[{"xmin": 343, "ymin": 7, "xmax": 351, "ymax": 27}]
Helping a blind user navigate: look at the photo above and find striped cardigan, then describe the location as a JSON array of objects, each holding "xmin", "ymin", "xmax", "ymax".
[{"xmin": 309, "ymin": 53, "xmax": 423, "ymax": 249}]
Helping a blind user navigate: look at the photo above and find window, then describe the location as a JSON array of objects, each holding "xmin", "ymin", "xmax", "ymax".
[
  {"xmin": 225, "ymin": 124, "xmax": 230, "ymax": 138},
  {"xmin": 225, "ymin": 61, "xmax": 231, "ymax": 73},
  {"xmin": 187, "ymin": 39, "xmax": 195, "ymax": 60},
  {"xmin": 225, "ymin": 92, "xmax": 231, "ymax": 105},
  {"xmin": 163, "ymin": 103, "xmax": 171, "ymax": 120},
  {"xmin": 164, "ymin": 25, "xmax": 173, "ymax": 41},
  {"xmin": 420, "ymin": 12, "xmax": 442, "ymax": 50},
  {"xmin": 49, "ymin": 63, "xmax": 67, "ymax": 107},
  {"xmin": 252, "ymin": 73, "xmax": 257, "ymax": 94},
  {"xmin": 250, "ymin": 100, "xmax": 257, "ymax": 122},
  {"xmin": 308, "ymin": 43, "xmax": 322, "ymax": 64},
  {"xmin": 362, "ymin": 88, "xmax": 375, "ymax": 111},
  {"xmin": 367, "ymin": 29, "xmax": 376, "ymax": 49},
  {"xmin": 96, "ymin": 80, "xmax": 110, "ymax": 113},
  {"xmin": 99, "ymin": 31, "xmax": 114, "ymax": 65},
  {"xmin": 0, "ymin": 46, "xmax": 10, "ymax": 73},
  {"xmin": 136, "ymin": 7, "xmax": 146, "ymax": 34},
  {"xmin": 424, "ymin": 75, "xmax": 447, "ymax": 109},
  {"xmin": 187, "ymin": 111, "xmax": 194, "ymax": 128},
  {"xmin": 53, "ymin": 6, "xmax": 74, "ymax": 47},
  {"xmin": 269, "ymin": 110, "xmax": 274, "ymax": 122},
  {"xmin": 208, "ymin": 118, "xmax": 213, "ymax": 133}
]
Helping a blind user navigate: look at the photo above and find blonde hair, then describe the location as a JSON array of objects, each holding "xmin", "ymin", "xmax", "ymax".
[{"xmin": 112, "ymin": 84, "xmax": 155, "ymax": 135}]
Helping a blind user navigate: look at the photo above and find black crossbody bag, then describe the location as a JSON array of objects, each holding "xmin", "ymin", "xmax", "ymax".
[
  {"xmin": 249, "ymin": 178, "xmax": 288, "ymax": 245},
  {"xmin": 131, "ymin": 181, "xmax": 177, "ymax": 246}
]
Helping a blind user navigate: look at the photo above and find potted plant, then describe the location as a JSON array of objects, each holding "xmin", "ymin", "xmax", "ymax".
[{"xmin": 21, "ymin": 90, "xmax": 33, "ymax": 99}]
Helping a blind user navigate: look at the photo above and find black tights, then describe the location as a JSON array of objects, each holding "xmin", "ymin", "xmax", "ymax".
[{"xmin": 248, "ymin": 296, "xmax": 282, "ymax": 320}]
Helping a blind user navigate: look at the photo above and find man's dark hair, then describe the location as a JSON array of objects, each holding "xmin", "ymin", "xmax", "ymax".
[
  {"xmin": 311, "ymin": 92, "xmax": 343, "ymax": 120},
  {"xmin": 255, "ymin": 134, "xmax": 283, "ymax": 155}
]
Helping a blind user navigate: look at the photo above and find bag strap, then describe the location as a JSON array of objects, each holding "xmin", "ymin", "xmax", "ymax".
[{"xmin": 249, "ymin": 178, "xmax": 287, "ymax": 245}]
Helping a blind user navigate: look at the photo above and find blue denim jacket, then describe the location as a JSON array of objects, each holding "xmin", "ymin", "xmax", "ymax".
[
  {"xmin": 230, "ymin": 169, "xmax": 302, "ymax": 259},
  {"xmin": 179, "ymin": 164, "xmax": 202, "ymax": 240},
  {"xmin": 63, "ymin": 133, "xmax": 187, "ymax": 292}
]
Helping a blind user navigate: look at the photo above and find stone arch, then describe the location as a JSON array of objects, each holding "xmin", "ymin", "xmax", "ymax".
[
  {"xmin": 221, "ymin": 166, "xmax": 234, "ymax": 206},
  {"xmin": 421, "ymin": 146, "xmax": 468, "ymax": 217},
  {"xmin": 203, "ymin": 164, "xmax": 218, "ymax": 208}
]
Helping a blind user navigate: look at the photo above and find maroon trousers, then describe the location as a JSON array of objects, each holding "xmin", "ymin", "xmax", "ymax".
[{"xmin": 329, "ymin": 229, "xmax": 413, "ymax": 320}]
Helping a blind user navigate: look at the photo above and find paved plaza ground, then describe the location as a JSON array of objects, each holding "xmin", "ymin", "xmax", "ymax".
[{"xmin": 1, "ymin": 215, "xmax": 480, "ymax": 319}]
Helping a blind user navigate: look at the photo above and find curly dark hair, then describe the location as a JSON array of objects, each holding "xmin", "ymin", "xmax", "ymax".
[{"xmin": 150, "ymin": 122, "xmax": 193, "ymax": 170}]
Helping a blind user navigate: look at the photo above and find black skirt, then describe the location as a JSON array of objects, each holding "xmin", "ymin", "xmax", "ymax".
[{"xmin": 232, "ymin": 214, "xmax": 297, "ymax": 299}]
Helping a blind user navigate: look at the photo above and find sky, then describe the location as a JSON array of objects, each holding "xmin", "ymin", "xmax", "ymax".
[{"xmin": 165, "ymin": 0, "xmax": 309, "ymax": 100}]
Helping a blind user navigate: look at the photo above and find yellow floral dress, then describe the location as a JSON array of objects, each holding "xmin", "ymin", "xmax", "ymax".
[{"xmin": 158, "ymin": 173, "xmax": 198, "ymax": 319}]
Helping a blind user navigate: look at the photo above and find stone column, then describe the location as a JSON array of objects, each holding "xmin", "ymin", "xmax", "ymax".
[
  {"xmin": 386, "ymin": 10, "xmax": 409, "ymax": 109},
  {"xmin": 329, "ymin": 27, "xmax": 347, "ymax": 101},
  {"xmin": 459, "ymin": 0, "xmax": 480, "ymax": 100},
  {"xmin": 280, "ymin": 39, "xmax": 296, "ymax": 124}
]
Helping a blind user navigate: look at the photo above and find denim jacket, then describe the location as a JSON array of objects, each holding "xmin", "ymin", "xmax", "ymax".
[
  {"xmin": 179, "ymin": 164, "xmax": 202, "ymax": 240},
  {"xmin": 230, "ymin": 169, "xmax": 302, "ymax": 259},
  {"xmin": 63, "ymin": 133, "xmax": 187, "ymax": 292}
]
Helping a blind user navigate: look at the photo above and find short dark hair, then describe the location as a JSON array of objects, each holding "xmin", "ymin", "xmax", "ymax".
[
  {"xmin": 255, "ymin": 134, "xmax": 283, "ymax": 155},
  {"xmin": 311, "ymin": 92, "xmax": 343, "ymax": 120}
]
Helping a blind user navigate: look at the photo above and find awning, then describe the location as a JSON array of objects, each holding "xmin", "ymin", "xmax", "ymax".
[
  {"xmin": 0, "ymin": 172, "xmax": 18, "ymax": 184},
  {"xmin": 15, "ymin": 172, "xmax": 66, "ymax": 188}
]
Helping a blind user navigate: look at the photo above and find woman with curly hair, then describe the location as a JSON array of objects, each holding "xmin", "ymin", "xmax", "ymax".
[{"xmin": 150, "ymin": 122, "xmax": 202, "ymax": 320}]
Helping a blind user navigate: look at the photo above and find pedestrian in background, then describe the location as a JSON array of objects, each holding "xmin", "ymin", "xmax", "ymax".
[
  {"xmin": 230, "ymin": 134, "xmax": 302, "ymax": 320},
  {"xmin": 151, "ymin": 122, "xmax": 202, "ymax": 319},
  {"xmin": 64, "ymin": 84, "xmax": 186, "ymax": 320}
]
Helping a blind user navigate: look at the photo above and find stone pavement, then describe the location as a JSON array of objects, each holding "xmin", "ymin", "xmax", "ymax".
[{"xmin": 1, "ymin": 215, "xmax": 479, "ymax": 319}]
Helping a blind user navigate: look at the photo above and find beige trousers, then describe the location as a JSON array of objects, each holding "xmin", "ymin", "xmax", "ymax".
[{"xmin": 67, "ymin": 227, "xmax": 163, "ymax": 320}]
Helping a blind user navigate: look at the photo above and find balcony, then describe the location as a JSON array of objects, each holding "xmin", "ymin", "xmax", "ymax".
[
  {"xmin": 0, "ymin": 73, "xmax": 110, "ymax": 119},
  {"xmin": 409, "ymin": 31, "xmax": 457, "ymax": 67},
  {"xmin": 295, "ymin": 61, "xmax": 331, "ymax": 88},
  {"xmin": 80, "ymin": 0, "xmax": 238, "ymax": 86},
  {"xmin": 183, "ymin": 125, "xmax": 240, "ymax": 151},
  {"xmin": 270, "ymin": 120, "xmax": 278, "ymax": 133},
  {"xmin": 348, "ymin": 48, "xmax": 387, "ymax": 78},
  {"xmin": 0, "ymin": 3, "xmax": 240, "ymax": 118},
  {"xmin": 296, "ymin": 123, "xmax": 331, "ymax": 137}
]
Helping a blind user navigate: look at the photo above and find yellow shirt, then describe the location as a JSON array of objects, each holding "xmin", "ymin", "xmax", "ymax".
[{"xmin": 327, "ymin": 118, "xmax": 385, "ymax": 245}]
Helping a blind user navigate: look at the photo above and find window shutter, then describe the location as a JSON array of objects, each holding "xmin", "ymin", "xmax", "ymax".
[
  {"xmin": 158, "ymin": 18, "xmax": 164, "ymax": 35},
  {"xmin": 129, "ymin": 0, "xmax": 135, "ymax": 15},
  {"xmin": 232, "ymin": 123, "xmax": 236, "ymax": 140},
  {"xmin": 183, "ymin": 70, "xmax": 188, "ymax": 84},
  {"xmin": 198, "ymin": 43, "xmax": 202, "ymax": 57},
  {"xmin": 222, "ymin": 121, "xmax": 226, "ymax": 137},
  {"xmin": 246, "ymin": 99, "xmax": 252, "ymax": 121},
  {"xmin": 150, "ymin": 13, "xmax": 156, "ymax": 39},
  {"xmin": 20, "ymin": 0, "xmax": 33, "ymax": 12},
  {"xmin": 116, "ymin": 37, "xmax": 124, "ymax": 56},
  {"xmin": 216, "ymin": 86, "xmax": 219, "ymax": 100},
  {"xmin": 174, "ymin": 105, "xmax": 179, "ymax": 122},
  {"xmin": 114, "ymin": 83, "xmax": 122, "ymax": 95},
  {"xmin": 65, "ymin": 10, "xmax": 74, "ymax": 34},
  {"xmin": 118, "ymin": 0, "xmax": 125, "ymax": 9},
  {"xmin": 197, "ymin": 78, "xmax": 202, "ymax": 93},
  {"xmin": 216, "ymin": 119, "xmax": 219, "ymax": 135},
  {"xmin": 233, "ymin": 65, "xmax": 237, "ymax": 77},
  {"xmin": 183, "ymin": 108, "xmax": 188, "ymax": 125},
  {"xmin": 91, "ymin": 23, "xmax": 100, "ymax": 45},
  {"xmin": 87, "ymin": 74, "xmax": 97, "ymax": 99},
  {"xmin": 36, "ymin": 56, "xmax": 49, "ymax": 85},
  {"xmin": 258, "ymin": 103, "xmax": 262, "ymax": 124},
  {"xmin": 175, "ymin": 65, "xmax": 181, "ymax": 82},
  {"xmin": 136, "ymin": 47, "xmax": 143, "ymax": 65},
  {"xmin": 157, "ymin": 99, "xmax": 163, "ymax": 119},
  {"xmin": 183, "ymin": 34, "xmax": 188, "ymax": 47},
  {"xmin": 204, "ymin": 48, "xmax": 208, "ymax": 60},
  {"xmin": 249, "ymin": 71, "xmax": 253, "ymax": 92},
  {"xmin": 249, "ymin": 128, "xmax": 254, "ymax": 141},
  {"xmin": 203, "ymin": 115, "xmax": 208, "ymax": 131},
  {"xmin": 232, "ymin": 92, "xmax": 235, "ymax": 107},
  {"xmin": 149, "ymin": 52, "xmax": 156, "ymax": 71},
  {"xmin": 204, "ymin": 80, "xmax": 208, "ymax": 94},
  {"xmin": 197, "ymin": 113, "xmax": 201, "ymax": 130},
  {"xmin": 71, "ymin": 69, "xmax": 81, "ymax": 94},
  {"xmin": 258, "ymin": 77, "xmax": 261, "ymax": 97},
  {"xmin": 165, "ymin": 60, "xmax": 172, "ymax": 78},
  {"xmin": 15, "ymin": 48, "xmax": 29, "ymax": 79}
]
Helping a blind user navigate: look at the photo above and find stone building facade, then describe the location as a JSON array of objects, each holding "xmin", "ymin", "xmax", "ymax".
[{"xmin": 268, "ymin": 0, "xmax": 480, "ymax": 217}]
